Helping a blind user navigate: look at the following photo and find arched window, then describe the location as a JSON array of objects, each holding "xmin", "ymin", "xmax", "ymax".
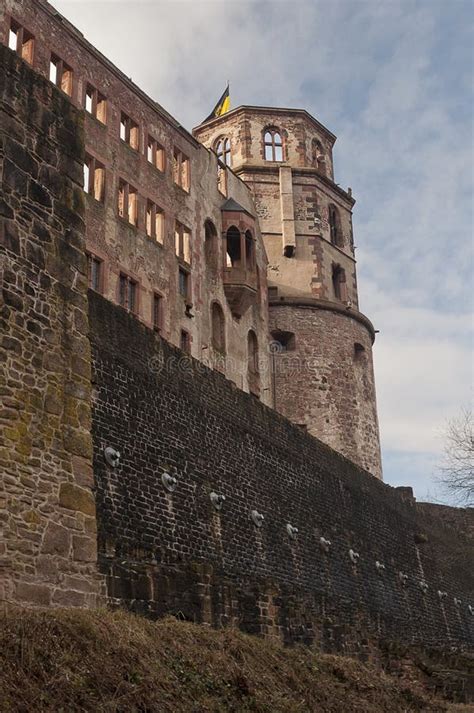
[
  {"xmin": 204, "ymin": 219, "xmax": 218, "ymax": 270},
  {"xmin": 211, "ymin": 302, "xmax": 226, "ymax": 353},
  {"xmin": 247, "ymin": 330, "xmax": 260, "ymax": 396},
  {"xmin": 264, "ymin": 129, "xmax": 283, "ymax": 162},
  {"xmin": 215, "ymin": 137, "xmax": 231, "ymax": 166},
  {"xmin": 329, "ymin": 204, "xmax": 343, "ymax": 247},
  {"xmin": 312, "ymin": 139, "xmax": 326, "ymax": 174},
  {"xmin": 332, "ymin": 264, "xmax": 347, "ymax": 302},
  {"xmin": 226, "ymin": 226, "xmax": 241, "ymax": 267}
]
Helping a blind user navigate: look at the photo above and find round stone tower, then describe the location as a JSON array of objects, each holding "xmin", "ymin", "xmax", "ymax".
[{"xmin": 194, "ymin": 106, "xmax": 382, "ymax": 479}]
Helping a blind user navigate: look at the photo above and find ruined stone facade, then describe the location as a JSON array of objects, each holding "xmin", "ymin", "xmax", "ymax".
[{"xmin": 0, "ymin": 0, "xmax": 272, "ymax": 406}]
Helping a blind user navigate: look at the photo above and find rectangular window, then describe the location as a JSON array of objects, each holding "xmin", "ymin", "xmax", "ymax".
[
  {"xmin": 173, "ymin": 148, "xmax": 190, "ymax": 191},
  {"xmin": 120, "ymin": 112, "xmax": 139, "ymax": 150},
  {"xmin": 85, "ymin": 84, "xmax": 107, "ymax": 124},
  {"xmin": 146, "ymin": 200, "xmax": 164, "ymax": 243},
  {"xmin": 84, "ymin": 155, "xmax": 105, "ymax": 202},
  {"xmin": 118, "ymin": 179, "xmax": 138, "ymax": 226},
  {"xmin": 119, "ymin": 273, "xmax": 137, "ymax": 313},
  {"xmin": 147, "ymin": 136, "xmax": 165, "ymax": 171},
  {"xmin": 50, "ymin": 53, "xmax": 73, "ymax": 96},
  {"xmin": 175, "ymin": 220, "xmax": 191, "ymax": 263},
  {"xmin": 86, "ymin": 253, "xmax": 103, "ymax": 293},
  {"xmin": 9, "ymin": 19, "xmax": 34, "ymax": 65},
  {"xmin": 180, "ymin": 329, "xmax": 191, "ymax": 354},
  {"xmin": 153, "ymin": 293, "xmax": 163, "ymax": 332},
  {"xmin": 178, "ymin": 267, "xmax": 189, "ymax": 299}
]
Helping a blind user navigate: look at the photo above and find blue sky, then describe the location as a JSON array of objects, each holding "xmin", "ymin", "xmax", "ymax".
[{"xmin": 55, "ymin": 0, "xmax": 473, "ymax": 502}]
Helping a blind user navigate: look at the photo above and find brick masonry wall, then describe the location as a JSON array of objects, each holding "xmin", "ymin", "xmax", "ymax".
[
  {"xmin": 89, "ymin": 292, "xmax": 474, "ymax": 651},
  {"xmin": 0, "ymin": 45, "xmax": 104, "ymax": 607}
]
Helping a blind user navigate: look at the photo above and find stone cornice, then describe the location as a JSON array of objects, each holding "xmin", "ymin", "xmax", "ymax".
[{"xmin": 269, "ymin": 297, "xmax": 376, "ymax": 342}]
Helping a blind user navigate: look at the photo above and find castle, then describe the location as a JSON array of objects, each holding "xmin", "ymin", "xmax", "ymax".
[
  {"xmin": 1, "ymin": 0, "xmax": 381, "ymax": 479},
  {"xmin": 1, "ymin": 0, "xmax": 472, "ymax": 654}
]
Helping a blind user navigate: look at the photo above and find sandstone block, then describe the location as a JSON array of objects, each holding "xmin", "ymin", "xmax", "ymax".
[
  {"xmin": 59, "ymin": 482, "xmax": 96, "ymax": 517},
  {"xmin": 41, "ymin": 521, "xmax": 71, "ymax": 556},
  {"xmin": 72, "ymin": 535, "xmax": 97, "ymax": 562},
  {"xmin": 16, "ymin": 581, "xmax": 51, "ymax": 606}
]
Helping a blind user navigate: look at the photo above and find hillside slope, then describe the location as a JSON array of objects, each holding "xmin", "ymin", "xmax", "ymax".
[{"xmin": 0, "ymin": 608, "xmax": 472, "ymax": 712}]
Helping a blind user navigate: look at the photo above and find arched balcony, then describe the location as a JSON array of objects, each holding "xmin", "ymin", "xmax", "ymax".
[{"xmin": 221, "ymin": 199, "xmax": 258, "ymax": 317}]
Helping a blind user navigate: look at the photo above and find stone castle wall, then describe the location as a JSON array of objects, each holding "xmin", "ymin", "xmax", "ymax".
[
  {"xmin": 0, "ymin": 44, "xmax": 104, "ymax": 607},
  {"xmin": 89, "ymin": 291, "xmax": 473, "ymax": 651}
]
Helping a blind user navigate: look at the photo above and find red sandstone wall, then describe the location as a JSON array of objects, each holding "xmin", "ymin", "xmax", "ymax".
[{"xmin": 0, "ymin": 0, "xmax": 272, "ymax": 404}]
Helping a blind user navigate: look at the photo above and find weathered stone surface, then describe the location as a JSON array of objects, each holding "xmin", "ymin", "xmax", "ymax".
[
  {"xmin": 59, "ymin": 483, "xmax": 96, "ymax": 517},
  {"xmin": 15, "ymin": 581, "xmax": 51, "ymax": 606},
  {"xmin": 72, "ymin": 535, "xmax": 97, "ymax": 562},
  {"xmin": 41, "ymin": 522, "xmax": 71, "ymax": 556},
  {"xmin": 0, "ymin": 44, "xmax": 104, "ymax": 608}
]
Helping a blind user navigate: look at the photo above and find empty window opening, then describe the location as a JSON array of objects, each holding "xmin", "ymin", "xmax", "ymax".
[
  {"xmin": 84, "ymin": 155, "xmax": 105, "ymax": 202},
  {"xmin": 332, "ymin": 264, "xmax": 348, "ymax": 302},
  {"xmin": 226, "ymin": 226, "xmax": 241, "ymax": 267},
  {"xmin": 118, "ymin": 180, "xmax": 138, "ymax": 226},
  {"xmin": 49, "ymin": 54, "xmax": 73, "ymax": 96},
  {"xmin": 354, "ymin": 342, "xmax": 366, "ymax": 361},
  {"xmin": 264, "ymin": 129, "xmax": 283, "ymax": 162},
  {"xmin": 180, "ymin": 329, "xmax": 191, "ymax": 354},
  {"xmin": 173, "ymin": 148, "xmax": 190, "ymax": 191},
  {"xmin": 120, "ymin": 112, "xmax": 139, "ymax": 150},
  {"xmin": 9, "ymin": 19, "xmax": 34, "ymax": 65},
  {"xmin": 215, "ymin": 137, "xmax": 231, "ymax": 166},
  {"xmin": 270, "ymin": 330, "xmax": 296, "ymax": 352},
  {"xmin": 118, "ymin": 273, "xmax": 137, "ymax": 313},
  {"xmin": 87, "ymin": 253, "xmax": 103, "ymax": 293},
  {"xmin": 147, "ymin": 136, "xmax": 165, "ymax": 171},
  {"xmin": 153, "ymin": 293, "xmax": 164, "ymax": 333},
  {"xmin": 85, "ymin": 84, "xmax": 107, "ymax": 124},
  {"xmin": 146, "ymin": 200, "xmax": 164, "ymax": 243},
  {"xmin": 211, "ymin": 302, "xmax": 226, "ymax": 353},
  {"xmin": 329, "ymin": 204, "xmax": 343, "ymax": 247},
  {"xmin": 178, "ymin": 266, "xmax": 190, "ymax": 299},
  {"xmin": 204, "ymin": 219, "xmax": 218, "ymax": 269},
  {"xmin": 175, "ymin": 221, "xmax": 191, "ymax": 263},
  {"xmin": 247, "ymin": 330, "xmax": 260, "ymax": 397},
  {"xmin": 312, "ymin": 139, "xmax": 326, "ymax": 173}
]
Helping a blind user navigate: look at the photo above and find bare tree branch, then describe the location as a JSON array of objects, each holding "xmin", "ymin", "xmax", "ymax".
[{"xmin": 437, "ymin": 408, "xmax": 474, "ymax": 506}]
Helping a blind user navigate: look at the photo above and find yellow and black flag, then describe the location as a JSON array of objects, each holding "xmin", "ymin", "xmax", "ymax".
[{"xmin": 203, "ymin": 84, "xmax": 230, "ymax": 123}]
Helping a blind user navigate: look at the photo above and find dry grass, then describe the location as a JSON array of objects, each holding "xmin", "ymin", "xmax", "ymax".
[{"xmin": 0, "ymin": 607, "xmax": 466, "ymax": 712}]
